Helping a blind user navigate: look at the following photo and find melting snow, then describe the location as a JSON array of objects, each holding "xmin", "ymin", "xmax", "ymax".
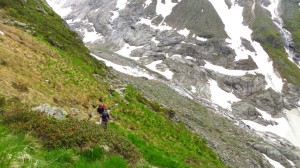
[
  {"xmin": 46, "ymin": 0, "xmax": 72, "ymax": 18},
  {"xmin": 82, "ymin": 27, "xmax": 103, "ymax": 43},
  {"xmin": 144, "ymin": 0, "xmax": 152, "ymax": 9},
  {"xmin": 137, "ymin": 18, "xmax": 173, "ymax": 31},
  {"xmin": 208, "ymin": 0, "xmax": 283, "ymax": 92},
  {"xmin": 209, "ymin": 79, "xmax": 240, "ymax": 110},
  {"xmin": 177, "ymin": 28, "xmax": 190, "ymax": 37},
  {"xmin": 204, "ymin": 61, "xmax": 256, "ymax": 76},
  {"xmin": 263, "ymin": 154, "xmax": 285, "ymax": 168},
  {"xmin": 156, "ymin": 0, "xmax": 181, "ymax": 19},
  {"xmin": 116, "ymin": 43, "xmax": 143, "ymax": 61},
  {"xmin": 112, "ymin": 0, "xmax": 128, "ymax": 22},
  {"xmin": 191, "ymin": 86, "xmax": 197, "ymax": 93},
  {"xmin": 185, "ymin": 56, "xmax": 196, "ymax": 61},
  {"xmin": 170, "ymin": 54, "xmax": 182, "ymax": 59},
  {"xmin": 116, "ymin": 0, "xmax": 128, "ymax": 10},
  {"xmin": 146, "ymin": 60, "xmax": 174, "ymax": 80},
  {"xmin": 111, "ymin": 11, "xmax": 120, "ymax": 22},
  {"xmin": 243, "ymin": 107, "xmax": 300, "ymax": 148},
  {"xmin": 0, "ymin": 31, "xmax": 4, "ymax": 35},
  {"xmin": 151, "ymin": 37, "xmax": 160, "ymax": 45},
  {"xmin": 91, "ymin": 54, "xmax": 155, "ymax": 79},
  {"xmin": 66, "ymin": 18, "xmax": 81, "ymax": 24},
  {"xmin": 196, "ymin": 36, "xmax": 208, "ymax": 41}
]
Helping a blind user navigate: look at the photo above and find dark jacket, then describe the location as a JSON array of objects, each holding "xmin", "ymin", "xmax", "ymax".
[{"xmin": 101, "ymin": 112, "xmax": 110, "ymax": 122}]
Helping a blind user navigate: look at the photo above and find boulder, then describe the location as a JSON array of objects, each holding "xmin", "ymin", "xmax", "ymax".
[
  {"xmin": 156, "ymin": 30, "xmax": 185, "ymax": 46},
  {"xmin": 32, "ymin": 104, "xmax": 67, "ymax": 119}
]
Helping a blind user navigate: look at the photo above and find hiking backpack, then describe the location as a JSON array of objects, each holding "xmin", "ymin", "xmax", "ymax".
[{"xmin": 97, "ymin": 105, "xmax": 105, "ymax": 114}]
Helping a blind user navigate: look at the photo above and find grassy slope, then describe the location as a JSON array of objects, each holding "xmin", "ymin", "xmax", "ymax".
[
  {"xmin": 0, "ymin": 0, "xmax": 226, "ymax": 167},
  {"xmin": 252, "ymin": 3, "xmax": 300, "ymax": 85}
]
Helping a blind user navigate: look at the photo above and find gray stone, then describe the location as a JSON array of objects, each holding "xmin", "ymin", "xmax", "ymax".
[
  {"xmin": 156, "ymin": 30, "xmax": 185, "ymax": 46},
  {"xmin": 249, "ymin": 89, "xmax": 284, "ymax": 116},
  {"xmin": 32, "ymin": 104, "xmax": 67, "ymax": 119},
  {"xmin": 282, "ymin": 83, "xmax": 300, "ymax": 110}
]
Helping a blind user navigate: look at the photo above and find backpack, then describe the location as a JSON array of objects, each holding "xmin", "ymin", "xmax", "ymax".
[
  {"xmin": 101, "ymin": 110, "xmax": 109, "ymax": 121},
  {"xmin": 97, "ymin": 105, "xmax": 105, "ymax": 114}
]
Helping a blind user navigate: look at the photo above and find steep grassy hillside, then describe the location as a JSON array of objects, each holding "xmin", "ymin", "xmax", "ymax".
[{"xmin": 0, "ymin": 0, "xmax": 226, "ymax": 167}]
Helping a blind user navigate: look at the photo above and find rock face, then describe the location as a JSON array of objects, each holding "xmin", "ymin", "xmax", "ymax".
[
  {"xmin": 32, "ymin": 104, "xmax": 67, "ymax": 119},
  {"xmin": 47, "ymin": 0, "xmax": 300, "ymax": 167}
]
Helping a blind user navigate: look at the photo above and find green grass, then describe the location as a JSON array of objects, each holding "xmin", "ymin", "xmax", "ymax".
[
  {"xmin": 0, "ymin": 124, "xmax": 75, "ymax": 168},
  {"xmin": 0, "ymin": 0, "xmax": 108, "ymax": 77},
  {"xmin": 109, "ymin": 86, "xmax": 227, "ymax": 168},
  {"xmin": 282, "ymin": 2, "xmax": 300, "ymax": 54},
  {"xmin": 0, "ymin": 0, "xmax": 227, "ymax": 167},
  {"xmin": 252, "ymin": 3, "xmax": 300, "ymax": 86}
]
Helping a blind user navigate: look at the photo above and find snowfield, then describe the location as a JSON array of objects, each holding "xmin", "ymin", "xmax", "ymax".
[{"xmin": 208, "ymin": 0, "xmax": 283, "ymax": 92}]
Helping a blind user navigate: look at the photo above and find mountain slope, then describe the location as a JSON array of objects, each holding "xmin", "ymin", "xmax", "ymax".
[
  {"xmin": 0, "ymin": 0, "xmax": 227, "ymax": 167},
  {"xmin": 46, "ymin": 0, "xmax": 300, "ymax": 167}
]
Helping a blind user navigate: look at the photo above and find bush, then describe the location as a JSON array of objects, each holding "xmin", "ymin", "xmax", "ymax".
[{"xmin": 2, "ymin": 108, "xmax": 141, "ymax": 163}]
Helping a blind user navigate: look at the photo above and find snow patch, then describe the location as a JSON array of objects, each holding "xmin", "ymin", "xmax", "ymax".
[
  {"xmin": 91, "ymin": 54, "xmax": 155, "ymax": 79},
  {"xmin": 209, "ymin": 79, "xmax": 240, "ymax": 110},
  {"xmin": 242, "ymin": 107, "xmax": 300, "ymax": 148},
  {"xmin": 156, "ymin": 0, "xmax": 181, "ymax": 19},
  {"xmin": 66, "ymin": 18, "xmax": 81, "ymax": 24},
  {"xmin": 116, "ymin": 0, "xmax": 128, "ymax": 10},
  {"xmin": 170, "ymin": 54, "xmax": 182, "ymax": 59},
  {"xmin": 208, "ymin": 0, "xmax": 283, "ymax": 92},
  {"xmin": 82, "ymin": 27, "xmax": 103, "ymax": 43},
  {"xmin": 0, "ymin": 31, "xmax": 4, "ymax": 35},
  {"xmin": 204, "ymin": 61, "xmax": 256, "ymax": 76},
  {"xmin": 116, "ymin": 43, "xmax": 143, "ymax": 61},
  {"xmin": 256, "ymin": 108, "xmax": 273, "ymax": 120},
  {"xmin": 146, "ymin": 60, "xmax": 174, "ymax": 80},
  {"xmin": 144, "ymin": 0, "xmax": 152, "ymax": 8},
  {"xmin": 263, "ymin": 154, "xmax": 285, "ymax": 168},
  {"xmin": 177, "ymin": 28, "xmax": 190, "ymax": 37},
  {"xmin": 137, "ymin": 18, "xmax": 173, "ymax": 31},
  {"xmin": 185, "ymin": 56, "xmax": 196, "ymax": 61},
  {"xmin": 111, "ymin": 11, "xmax": 120, "ymax": 22},
  {"xmin": 196, "ymin": 36, "xmax": 207, "ymax": 41},
  {"xmin": 191, "ymin": 86, "xmax": 197, "ymax": 93},
  {"xmin": 46, "ymin": 0, "xmax": 72, "ymax": 18},
  {"xmin": 151, "ymin": 37, "xmax": 160, "ymax": 45}
]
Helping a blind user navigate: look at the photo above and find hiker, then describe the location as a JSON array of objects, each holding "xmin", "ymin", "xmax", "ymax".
[
  {"xmin": 101, "ymin": 109, "xmax": 110, "ymax": 130},
  {"xmin": 97, "ymin": 98, "xmax": 106, "ymax": 124}
]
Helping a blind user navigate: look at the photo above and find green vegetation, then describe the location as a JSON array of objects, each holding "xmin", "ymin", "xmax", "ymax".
[
  {"xmin": 109, "ymin": 86, "xmax": 226, "ymax": 168},
  {"xmin": 0, "ymin": 0, "xmax": 226, "ymax": 167},
  {"xmin": 0, "ymin": 0, "xmax": 108, "ymax": 77},
  {"xmin": 282, "ymin": 1, "xmax": 300, "ymax": 55},
  {"xmin": 252, "ymin": 4, "xmax": 300, "ymax": 85}
]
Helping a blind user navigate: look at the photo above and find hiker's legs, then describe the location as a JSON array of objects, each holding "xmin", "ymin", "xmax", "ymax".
[
  {"xmin": 102, "ymin": 121, "xmax": 108, "ymax": 130},
  {"xmin": 99, "ymin": 115, "xmax": 102, "ymax": 124}
]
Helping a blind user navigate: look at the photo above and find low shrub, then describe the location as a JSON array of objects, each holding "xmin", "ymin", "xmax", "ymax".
[{"xmin": 2, "ymin": 106, "xmax": 141, "ymax": 163}]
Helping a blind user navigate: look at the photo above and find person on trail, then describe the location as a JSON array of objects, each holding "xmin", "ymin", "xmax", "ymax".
[
  {"xmin": 101, "ymin": 110, "xmax": 110, "ymax": 130},
  {"xmin": 97, "ymin": 98, "xmax": 106, "ymax": 124}
]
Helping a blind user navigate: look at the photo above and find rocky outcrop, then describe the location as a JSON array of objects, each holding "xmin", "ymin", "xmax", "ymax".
[
  {"xmin": 249, "ymin": 89, "xmax": 283, "ymax": 116},
  {"xmin": 32, "ymin": 104, "xmax": 67, "ymax": 119},
  {"xmin": 252, "ymin": 143, "xmax": 300, "ymax": 168}
]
